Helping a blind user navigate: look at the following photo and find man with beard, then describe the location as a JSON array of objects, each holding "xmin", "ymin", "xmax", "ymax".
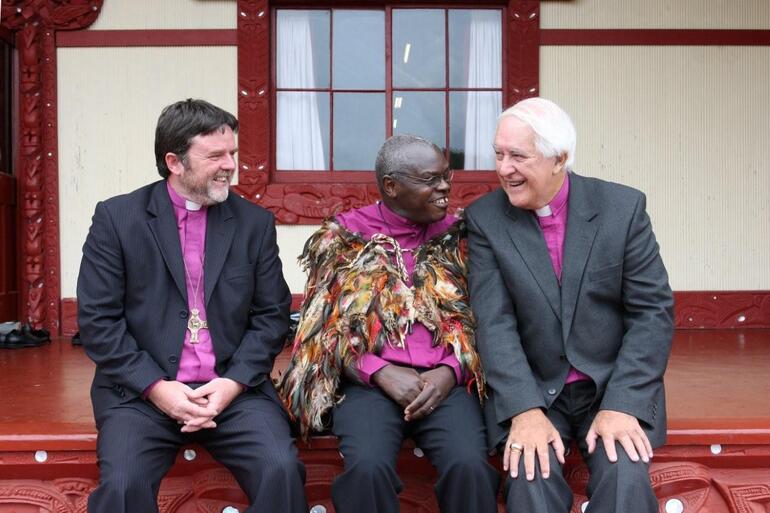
[
  {"xmin": 280, "ymin": 135, "xmax": 499, "ymax": 513},
  {"xmin": 77, "ymin": 99, "xmax": 307, "ymax": 513}
]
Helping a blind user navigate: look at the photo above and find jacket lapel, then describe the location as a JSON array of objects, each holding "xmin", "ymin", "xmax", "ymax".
[
  {"xmin": 204, "ymin": 199, "xmax": 235, "ymax": 307},
  {"xmin": 560, "ymin": 174, "xmax": 599, "ymax": 342},
  {"xmin": 147, "ymin": 181, "xmax": 187, "ymax": 302},
  {"xmin": 503, "ymin": 199, "xmax": 562, "ymax": 321}
]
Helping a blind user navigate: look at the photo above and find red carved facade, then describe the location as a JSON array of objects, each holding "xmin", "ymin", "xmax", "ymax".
[
  {"xmin": 1, "ymin": 446, "xmax": 770, "ymax": 512},
  {"xmin": 0, "ymin": 1, "xmax": 104, "ymax": 332}
]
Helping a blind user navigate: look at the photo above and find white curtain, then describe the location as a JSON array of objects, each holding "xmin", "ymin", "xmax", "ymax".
[
  {"xmin": 276, "ymin": 11, "xmax": 326, "ymax": 170},
  {"xmin": 464, "ymin": 11, "xmax": 502, "ymax": 170}
]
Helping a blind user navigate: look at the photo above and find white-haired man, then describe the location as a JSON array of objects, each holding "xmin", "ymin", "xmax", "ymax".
[{"xmin": 465, "ymin": 97, "xmax": 674, "ymax": 513}]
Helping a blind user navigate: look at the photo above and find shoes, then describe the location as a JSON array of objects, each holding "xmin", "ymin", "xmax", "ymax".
[
  {"xmin": 0, "ymin": 324, "xmax": 51, "ymax": 349},
  {"xmin": 21, "ymin": 324, "xmax": 50, "ymax": 344}
]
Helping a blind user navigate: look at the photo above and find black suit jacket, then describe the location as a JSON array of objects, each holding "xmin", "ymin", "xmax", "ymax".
[
  {"xmin": 465, "ymin": 173, "xmax": 674, "ymax": 449},
  {"xmin": 77, "ymin": 180, "xmax": 292, "ymax": 419}
]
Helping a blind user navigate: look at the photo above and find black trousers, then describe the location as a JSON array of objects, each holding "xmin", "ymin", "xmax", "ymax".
[
  {"xmin": 503, "ymin": 380, "xmax": 658, "ymax": 513},
  {"xmin": 331, "ymin": 382, "xmax": 500, "ymax": 513},
  {"xmin": 88, "ymin": 389, "xmax": 307, "ymax": 513}
]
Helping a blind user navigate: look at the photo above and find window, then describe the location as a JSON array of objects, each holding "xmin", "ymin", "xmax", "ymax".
[{"xmin": 274, "ymin": 7, "xmax": 503, "ymax": 176}]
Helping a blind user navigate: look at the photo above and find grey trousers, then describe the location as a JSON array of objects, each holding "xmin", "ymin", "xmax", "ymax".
[
  {"xmin": 88, "ymin": 390, "xmax": 308, "ymax": 513},
  {"xmin": 504, "ymin": 380, "xmax": 658, "ymax": 513},
  {"xmin": 332, "ymin": 382, "xmax": 500, "ymax": 513}
]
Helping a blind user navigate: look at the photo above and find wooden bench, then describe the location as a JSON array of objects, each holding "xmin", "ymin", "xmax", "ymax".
[{"xmin": 1, "ymin": 330, "xmax": 769, "ymax": 513}]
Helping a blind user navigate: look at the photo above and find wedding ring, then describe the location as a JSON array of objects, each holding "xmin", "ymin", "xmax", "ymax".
[
  {"xmin": 428, "ymin": 406, "xmax": 435, "ymax": 412},
  {"xmin": 509, "ymin": 442, "xmax": 523, "ymax": 453}
]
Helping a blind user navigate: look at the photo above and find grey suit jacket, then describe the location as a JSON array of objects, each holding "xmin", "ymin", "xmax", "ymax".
[
  {"xmin": 77, "ymin": 180, "xmax": 292, "ymax": 420},
  {"xmin": 465, "ymin": 173, "xmax": 674, "ymax": 450}
]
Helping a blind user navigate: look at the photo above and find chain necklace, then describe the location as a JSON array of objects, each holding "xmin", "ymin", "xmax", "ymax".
[{"xmin": 183, "ymin": 259, "xmax": 207, "ymax": 344}]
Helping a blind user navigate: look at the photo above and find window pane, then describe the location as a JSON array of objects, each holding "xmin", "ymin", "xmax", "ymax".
[
  {"xmin": 333, "ymin": 93, "xmax": 385, "ymax": 170},
  {"xmin": 276, "ymin": 92, "xmax": 329, "ymax": 170},
  {"xmin": 392, "ymin": 9, "xmax": 445, "ymax": 88},
  {"xmin": 449, "ymin": 10, "xmax": 502, "ymax": 88},
  {"xmin": 276, "ymin": 10, "xmax": 329, "ymax": 89},
  {"xmin": 392, "ymin": 92, "xmax": 445, "ymax": 149},
  {"xmin": 449, "ymin": 91, "xmax": 500, "ymax": 170},
  {"xmin": 333, "ymin": 10, "xmax": 385, "ymax": 90}
]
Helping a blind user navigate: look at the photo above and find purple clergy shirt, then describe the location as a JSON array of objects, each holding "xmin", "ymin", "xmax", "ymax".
[
  {"xmin": 167, "ymin": 182, "xmax": 218, "ymax": 383},
  {"xmin": 336, "ymin": 202, "xmax": 464, "ymax": 386},
  {"xmin": 534, "ymin": 173, "xmax": 590, "ymax": 385}
]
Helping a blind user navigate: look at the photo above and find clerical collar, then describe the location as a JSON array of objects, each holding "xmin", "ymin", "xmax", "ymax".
[
  {"xmin": 167, "ymin": 181, "xmax": 204, "ymax": 211},
  {"xmin": 534, "ymin": 173, "xmax": 570, "ymax": 218}
]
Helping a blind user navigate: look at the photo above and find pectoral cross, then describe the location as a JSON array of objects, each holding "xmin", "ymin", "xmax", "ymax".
[{"xmin": 187, "ymin": 308, "xmax": 208, "ymax": 343}]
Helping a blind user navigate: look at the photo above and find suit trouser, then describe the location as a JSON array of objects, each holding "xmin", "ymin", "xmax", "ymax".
[
  {"xmin": 88, "ymin": 389, "xmax": 307, "ymax": 513},
  {"xmin": 331, "ymin": 382, "xmax": 500, "ymax": 513},
  {"xmin": 503, "ymin": 380, "xmax": 658, "ymax": 513}
]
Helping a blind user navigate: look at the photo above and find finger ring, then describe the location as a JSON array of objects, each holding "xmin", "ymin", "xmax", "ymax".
[
  {"xmin": 428, "ymin": 406, "xmax": 435, "ymax": 412},
  {"xmin": 509, "ymin": 442, "xmax": 523, "ymax": 452}
]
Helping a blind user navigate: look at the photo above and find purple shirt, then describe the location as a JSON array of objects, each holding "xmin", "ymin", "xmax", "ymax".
[
  {"xmin": 336, "ymin": 202, "xmax": 464, "ymax": 385},
  {"xmin": 535, "ymin": 174, "xmax": 590, "ymax": 385},
  {"xmin": 167, "ymin": 182, "xmax": 218, "ymax": 383}
]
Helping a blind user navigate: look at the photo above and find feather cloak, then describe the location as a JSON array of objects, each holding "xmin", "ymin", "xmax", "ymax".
[{"xmin": 278, "ymin": 217, "xmax": 485, "ymax": 439}]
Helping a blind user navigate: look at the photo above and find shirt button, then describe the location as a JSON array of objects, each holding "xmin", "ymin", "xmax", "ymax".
[
  {"xmin": 168, "ymin": 355, "xmax": 178, "ymax": 364},
  {"xmin": 547, "ymin": 388, "xmax": 557, "ymax": 396},
  {"xmin": 179, "ymin": 310, "xmax": 188, "ymax": 319}
]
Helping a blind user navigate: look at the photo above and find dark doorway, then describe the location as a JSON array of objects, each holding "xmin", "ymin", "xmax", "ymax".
[{"xmin": 0, "ymin": 36, "xmax": 17, "ymax": 322}]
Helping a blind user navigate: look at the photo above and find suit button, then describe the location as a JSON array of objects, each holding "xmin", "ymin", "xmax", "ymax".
[
  {"xmin": 179, "ymin": 310, "xmax": 188, "ymax": 319},
  {"xmin": 559, "ymin": 354, "xmax": 567, "ymax": 361},
  {"xmin": 168, "ymin": 355, "xmax": 178, "ymax": 364},
  {"xmin": 547, "ymin": 388, "xmax": 557, "ymax": 396}
]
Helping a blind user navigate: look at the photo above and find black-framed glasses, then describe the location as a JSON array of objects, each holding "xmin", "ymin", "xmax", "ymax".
[{"xmin": 389, "ymin": 169, "xmax": 454, "ymax": 188}]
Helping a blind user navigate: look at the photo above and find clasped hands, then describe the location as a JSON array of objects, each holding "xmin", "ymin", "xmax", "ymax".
[
  {"xmin": 372, "ymin": 364, "xmax": 455, "ymax": 421},
  {"xmin": 147, "ymin": 377, "xmax": 243, "ymax": 433},
  {"xmin": 504, "ymin": 408, "xmax": 654, "ymax": 480}
]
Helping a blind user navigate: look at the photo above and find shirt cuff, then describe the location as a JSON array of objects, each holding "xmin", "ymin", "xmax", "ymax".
[
  {"xmin": 438, "ymin": 355, "xmax": 464, "ymax": 385},
  {"xmin": 356, "ymin": 354, "xmax": 391, "ymax": 386},
  {"xmin": 142, "ymin": 379, "xmax": 163, "ymax": 400}
]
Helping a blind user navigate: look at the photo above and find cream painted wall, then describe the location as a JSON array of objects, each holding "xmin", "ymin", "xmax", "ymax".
[
  {"xmin": 56, "ymin": 1, "xmax": 770, "ymax": 297},
  {"xmin": 58, "ymin": 46, "xmax": 237, "ymax": 297},
  {"xmin": 540, "ymin": 46, "xmax": 770, "ymax": 290},
  {"xmin": 89, "ymin": 0, "xmax": 236, "ymax": 30},
  {"xmin": 541, "ymin": 0, "xmax": 770, "ymax": 29}
]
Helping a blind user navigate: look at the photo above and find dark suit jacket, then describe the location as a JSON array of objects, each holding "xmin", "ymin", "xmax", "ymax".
[
  {"xmin": 465, "ymin": 173, "xmax": 674, "ymax": 450},
  {"xmin": 77, "ymin": 180, "xmax": 292, "ymax": 420}
]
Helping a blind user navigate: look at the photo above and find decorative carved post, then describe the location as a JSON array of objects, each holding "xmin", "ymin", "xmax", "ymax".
[
  {"xmin": 507, "ymin": 0, "xmax": 541, "ymax": 106},
  {"xmin": 1, "ymin": 1, "xmax": 103, "ymax": 332}
]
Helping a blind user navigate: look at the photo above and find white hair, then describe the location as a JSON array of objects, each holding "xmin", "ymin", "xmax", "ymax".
[{"xmin": 498, "ymin": 97, "xmax": 577, "ymax": 171}]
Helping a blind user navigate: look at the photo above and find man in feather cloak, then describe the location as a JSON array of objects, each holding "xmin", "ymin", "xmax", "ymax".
[{"xmin": 279, "ymin": 135, "xmax": 499, "ymax": 513}]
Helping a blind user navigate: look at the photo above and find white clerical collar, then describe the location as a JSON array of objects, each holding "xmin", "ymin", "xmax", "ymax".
[
  {"xmin": 535, "ymin": 205, "xmax": 552, "ymax": 217},
  {"xmin": 185, "ymin": 199, "xmax": 202, "ymax": 211}
]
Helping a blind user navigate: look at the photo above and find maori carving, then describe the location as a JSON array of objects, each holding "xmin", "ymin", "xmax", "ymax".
[
  {"xmin": 675, "ymin": 291, "xmax": 770, "ymax": 329},
  {"xmin": 236, "ymin": 0, "xmax": 531, "ymax": 224},
  {"xmin": 1, "ymin": 1, "xmax": 103, "ymax": 333},
  {"xmin": 506, "ymin": 0, "xmax": 540, "ymax": 106}
]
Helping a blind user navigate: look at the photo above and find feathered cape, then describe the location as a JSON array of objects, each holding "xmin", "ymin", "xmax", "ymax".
[{"xmin": 278, "ymin": 217, "xmax": 485, "ymax": 439}]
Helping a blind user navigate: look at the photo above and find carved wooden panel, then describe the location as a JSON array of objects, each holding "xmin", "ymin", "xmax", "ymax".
[
  {"xmin": 675, "ymin": 291, "xmax": 770, "ymax": 329},
  {"xmin": 2, "ymin": 449, "xmax": 770, "ymax": 513},
  {"xmin": 0, "ymin": 1, "xmax": 104, "ymax": 333}
]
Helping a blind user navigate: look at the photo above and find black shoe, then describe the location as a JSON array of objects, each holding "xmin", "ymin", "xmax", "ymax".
[
  {"xmin": 20, "ymin": 324, "xmax": 50, "ymax": 344},
  {"xmin": 0, "ymin": 329, "xmax": 43, "ymax": 349}
]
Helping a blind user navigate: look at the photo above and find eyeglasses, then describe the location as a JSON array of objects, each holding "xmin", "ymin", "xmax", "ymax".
[{"xmin": 389, "ymin": 169, "xmax": 454, "ymax": 188}]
